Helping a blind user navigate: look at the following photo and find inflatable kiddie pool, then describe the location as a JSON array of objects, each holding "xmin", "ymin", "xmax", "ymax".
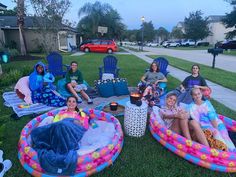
[
  {"xmin": 18, "ymin": 108, "xmax": 124, "ymax": 177},
  {"xmin": 149, "ymin": 107, "xmax": 236, "ymax": 172}
]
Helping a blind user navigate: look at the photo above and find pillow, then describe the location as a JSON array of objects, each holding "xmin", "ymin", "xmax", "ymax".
[
  {"xmin": 152, "ymin": 106, "xmax": 165, "ymax": 126},
  {"xmin": 102, "ymin": 73, "xmax": 114, "ymax": 80},
  {"xmin": 14, "ymin": 76, "xmax": 32, "ymax": 104},
  {"xmin": 94, "ymin": 79, "xmax": 115, "ymax": 97},
  {"xmin": 113, "ymin": 78, "xmax": 129, "ymax": 96}
]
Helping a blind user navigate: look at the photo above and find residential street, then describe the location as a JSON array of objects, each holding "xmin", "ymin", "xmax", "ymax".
[{"xmin": 130, "ymin": 46, "xmax": 236, "ymax": 73}]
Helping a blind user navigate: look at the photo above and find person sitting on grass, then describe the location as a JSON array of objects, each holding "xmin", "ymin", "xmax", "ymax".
[
  {"xmin": 159, "ymin": 92, "xmax": 209, "ymax": 146},
  {"xmin": 29, "ymin": 61, "xmax": 66, "ymax": 107},
  {"xmin": 138, "ymin": 62, "xmax": 167, "ymax": 106},
  {"xmin": 66, "ymin": 61, "xmax": 93, "ymax": 104}
]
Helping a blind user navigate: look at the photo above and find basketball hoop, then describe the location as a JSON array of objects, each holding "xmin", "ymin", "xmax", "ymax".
[{"xmin": 98, "ymin": 26, "xmax": 108, "ymax": 36}]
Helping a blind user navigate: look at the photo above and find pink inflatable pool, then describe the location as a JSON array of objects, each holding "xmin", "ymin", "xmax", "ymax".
[{"xmin": 18, "ymin": 108, "xmax": 124, "ymax": 177}]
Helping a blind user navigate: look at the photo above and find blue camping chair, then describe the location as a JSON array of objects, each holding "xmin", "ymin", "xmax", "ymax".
[
  {"xmin": 154, "ymin": 57, "xmax": 169, "ymax": 76},
  {"xmin": 146, "ymin": 57, "xmax": 169, "ymax": 77},
  {"xmin": 46, "ymin": 52, "xmax": 70, "ymax": 77},
  {"xmin": 99, "ymin": 55, "xmax": 120, "ymax": 79}
]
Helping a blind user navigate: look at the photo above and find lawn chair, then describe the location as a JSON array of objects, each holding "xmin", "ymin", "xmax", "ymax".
[
  {"xmin": 146, "ymin": 57, "xmax": 169, "ymax": 77},
  {"xmin": 46, "ymin": 52, "xmax": 70, "ymax": 77},
  {"xmin": 99, "ymin": 55, "xmax": 120, "ymax": 79}
]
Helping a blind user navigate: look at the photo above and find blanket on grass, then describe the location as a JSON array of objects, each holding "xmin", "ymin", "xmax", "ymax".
[
  {"xmin": 3, "ymin": 91, "xmax": 55, "ymax": 117},
  {"xmin": 31, "ymin": 118, "xmax": 86, "ymax": 176}
]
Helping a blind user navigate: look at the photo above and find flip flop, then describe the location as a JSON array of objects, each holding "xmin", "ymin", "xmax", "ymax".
[
  {"xmin": 0, "ymin": 160, "xmax": 12, "ymax": 177},
  {"xmin": 0, "ymin": 150, "xmax": 3, "ymax": 163}
]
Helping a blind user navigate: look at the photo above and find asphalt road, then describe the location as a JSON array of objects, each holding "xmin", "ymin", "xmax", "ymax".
[{"xmin": 131, "ymin": 46, "xmax": 236, "ymax": 73}]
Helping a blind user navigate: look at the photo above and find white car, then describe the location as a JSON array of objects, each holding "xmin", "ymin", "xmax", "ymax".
[
  {"xmin": 162, "ymin": 41, "xmax": 180, "ymax": 47},
  {"xmin": 147, "ymin": 42, "xmax": 159, "ymax": 47},
  {"xmin": 182, "ymin": 39, "xmax": 195, "ymax": 46},
  {"xmin": 169, "ymin": 41, "xmax": 181, "ymax": 47}
]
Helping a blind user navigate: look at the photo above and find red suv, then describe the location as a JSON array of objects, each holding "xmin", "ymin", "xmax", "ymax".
[{"xmin": 80, "ymin": 39, "xmax": 118, "ymax": 53}]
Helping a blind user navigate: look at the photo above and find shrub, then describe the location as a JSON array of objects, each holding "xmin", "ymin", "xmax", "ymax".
[
  {"xmin": 8, "ymin": 49, "xmax": 20, "ymax": 56},
  {"xmin": 0, "ymin": 69, "xmax": 22, "ymax": 87},
  {"xmin": 21, "ymin": 66, "xmax": 33, "ymax": 76}
]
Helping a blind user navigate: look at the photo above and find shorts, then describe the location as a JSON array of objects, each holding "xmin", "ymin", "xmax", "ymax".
[{"xmin": 74, "ymin": 84, "xmax": 87, "ymax": 92}]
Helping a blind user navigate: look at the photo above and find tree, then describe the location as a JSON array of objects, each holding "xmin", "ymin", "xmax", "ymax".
[
  {"xmin": 156, "ymin": 27, "xmax": 169, "ymax": 42},
  {"xmin": 170, "ymin": 26, "xmax": 184, "ymax": 39},
  {"xmin": 142, "ymin": 21, "xmax": 155, "ymax": 42},
  {"xmin": 77, "ymin": 1, "xmax": 126, "ymax": 40},
  {"xmin": 184, "ymin": 11, "xmax": 210, "ymax": 44},
  {"xmin": 30, "ymin": 0, "xmax": 71, "ymax": 53},
  {"xmin": 222, "ymin": 0, "xmax": 236, "ymax": 39},
  {"xmin": 17, "ymin": 0, "xmax": 27, "ymax": 55}
]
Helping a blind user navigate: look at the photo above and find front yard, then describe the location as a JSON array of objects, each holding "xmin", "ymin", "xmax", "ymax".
[{"xmin": 0, "ymin": 53, "xmax": 236, "ymax": 177}]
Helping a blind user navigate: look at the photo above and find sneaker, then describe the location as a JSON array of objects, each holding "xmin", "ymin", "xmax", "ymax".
[
  {"xmin": 0, "ymin": 160, "xmax": 12, "ymax": 177},
  {"xmin": 87, "ymin": 98, "xmax": 93, "ymax": 104}
]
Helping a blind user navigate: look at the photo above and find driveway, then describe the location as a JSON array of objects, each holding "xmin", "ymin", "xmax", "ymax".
[{"xmin": 130, "ymin": 46, "xmax": 236, "ymax": 73}]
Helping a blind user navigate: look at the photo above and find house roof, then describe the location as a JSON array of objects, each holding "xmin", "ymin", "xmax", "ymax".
[
  {"xmin": 0, "ymin": 3, "xmax": 7, "ymax": 8},
  {"xmin": 0, "ymin": 16, "xmax": 77, "ymax": 33},
  {"xmin": 208, "ymin": 15, "xmax": 225, "ymax": 22}
]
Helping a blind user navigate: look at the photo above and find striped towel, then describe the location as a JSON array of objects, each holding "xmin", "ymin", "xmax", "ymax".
[{"xmin": 2, "ymin": 92, "xmax": 55, "ymax": 117}]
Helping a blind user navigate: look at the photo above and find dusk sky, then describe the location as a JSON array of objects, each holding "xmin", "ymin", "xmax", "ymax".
[{"xmin": 4, "ymin": 0, "xmax": 233, "ymax": 31}]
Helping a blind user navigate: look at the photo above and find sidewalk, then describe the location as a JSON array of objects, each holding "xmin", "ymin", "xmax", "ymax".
[
  {"xmin": 122, "ymin": 47, "xmax": 236, "ymax": 112},
  {"xmin": 126, "ymin": 45, "xmax": 236, "ymax": 73}
]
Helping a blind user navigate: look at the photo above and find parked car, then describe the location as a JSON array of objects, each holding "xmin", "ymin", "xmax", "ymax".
[
  {"xmin": 147, "ymin": 42, "xmax": 159, "ymax": 47},
  {"xmin": 196, "ymin": 41, "xmax": 209, "ymax": 46},
  {"xmin": 218, "ymin": 40, "xmax": 236, "ymax": 50},
  {"xmin": 162, "ymin": 41, "xmax": 170, "ymax": 47},
  {"xmin": 181, "ymin": 39, "xmax": 195, "ymax": 46},
  {"xmin": 80, "ymin": 39, "xmax": 118, "ymax": 53},
  {"xmin": 162, "ymin": 41, "xmax": 180, "ymax": 48}
]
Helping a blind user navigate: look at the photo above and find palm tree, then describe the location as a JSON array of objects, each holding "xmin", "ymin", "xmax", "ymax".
[
  {"xmin": 17, "ymin": 0, "xmax": 27, "ymax": 55},
  {"xmin": 78, "ymin": 1, "xmax": 112, "ymax": 35},
  {"xmin": 78, "ymin": 1, "xmax": 125, "ymax": 39}
]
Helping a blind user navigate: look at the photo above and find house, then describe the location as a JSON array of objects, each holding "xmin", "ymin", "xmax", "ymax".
[
  {"xmin": 205, "ymin": 15, "xmax": 235, "ymax": 45},
  {"xmin": 0, "ymin": 16, "xmax": 78, "ymax": 52},
  {"xmin": 0, "ymin": 3, "xmax": 7, "ymax": 14},
  {"xmin": 176, "ymin": 15, "xmax": 235, "ymax": 45}
]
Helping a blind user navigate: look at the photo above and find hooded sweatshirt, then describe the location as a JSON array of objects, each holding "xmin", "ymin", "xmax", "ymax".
[{"xmin": 29, "ymin": 61, "xmax": 46, "ymax": 91}]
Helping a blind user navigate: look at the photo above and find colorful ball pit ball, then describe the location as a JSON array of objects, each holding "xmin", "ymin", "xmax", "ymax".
[
  {"xmin": 149, "ymin": 110, "xmax": 236, "ymax": 173},
  {"xmin": 18, "ymin": 108, "xmax": 124, "ymax": 177}
]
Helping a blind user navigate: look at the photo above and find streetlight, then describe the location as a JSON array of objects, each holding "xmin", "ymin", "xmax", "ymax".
[{"xmin": 141, "ymin": 16, "xmax": 145, "ymax": 51}]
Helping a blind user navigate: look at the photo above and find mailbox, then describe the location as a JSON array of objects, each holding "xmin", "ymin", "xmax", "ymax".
[
  {"xmin": 208, "ymin": 48, "xmax": 223, "ymax": 56},
  {"xmin": 207, "ymin": 48, "xmax": 223, "ymax": 68}
]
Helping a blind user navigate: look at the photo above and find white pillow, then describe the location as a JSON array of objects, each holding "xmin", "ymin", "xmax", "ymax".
[
  {"xmin": 152, "ymin": 106, "xmax": 165, "ymax": 126},
  {"xmin": 102, "ymin": 73, "xmax": 114, "ymax": 80},
  {"xmin": 37, "ymin": 116, "xmax": 54, "ymax": 127}
]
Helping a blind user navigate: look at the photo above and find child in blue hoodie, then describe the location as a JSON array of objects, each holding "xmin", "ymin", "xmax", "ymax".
[{"xmin": 29, "ymin": 62, "xmax": 66, "ymax": 107}]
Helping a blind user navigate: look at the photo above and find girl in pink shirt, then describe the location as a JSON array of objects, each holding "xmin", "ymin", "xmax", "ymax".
[{"xmin": 53, "ymin": 96, "xmax": 89, "ymax": 129}]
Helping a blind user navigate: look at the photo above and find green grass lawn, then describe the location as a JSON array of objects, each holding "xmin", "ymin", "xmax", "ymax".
[
  {"xmin": 1, "ymin": 53, "xmax": 236, "ymax": 177},
  {"xmin": 148, "ymin": 55, "xmax": 236, "ymax": 91},
  {"xmin": 168, "ymin": 45, "xmax": 213, "ymax": 50},
  {"xmin": 123, "ymin": 46, "xmax": 147, "ymax": 52},
  {"xmin": 222, "ymin": 50, "xmax": 236, "ymax": 56}
]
